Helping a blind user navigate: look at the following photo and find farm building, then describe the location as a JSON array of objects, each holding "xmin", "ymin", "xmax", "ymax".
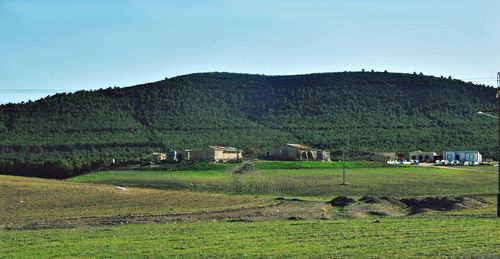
[
  {"xmin": 185, "ymin": 146, "xmax": 242, "ymax": 162},
  {"xmin": 409, "ymin": 150, "xmax": 437, "ymax": 162},
  {"xmin": 443, "ymin": 150, "xmax": 482, "ymax": 163},
  {"xmin": 262, "ymin": 144, "xmax": 330, "ymax": 161},
  {"xmin": 142, "ymin": 152, "xmax": 166, "ymax": 163}
]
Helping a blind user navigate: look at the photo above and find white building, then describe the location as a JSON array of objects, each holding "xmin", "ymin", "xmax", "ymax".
[{"xmin": 443, "ymin": 150, "xmax": 482, "ymax": 163}]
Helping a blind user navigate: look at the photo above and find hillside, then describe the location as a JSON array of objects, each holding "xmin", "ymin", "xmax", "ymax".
[{"xmin": 0, "ymin": 71, "xmax": 497, "ymax": 177}]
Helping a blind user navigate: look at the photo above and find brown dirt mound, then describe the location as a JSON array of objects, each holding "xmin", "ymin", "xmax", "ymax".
[
  {"xmin": 400, "ymin": 196, "xmax": 487, "ymax": 214},
  {"xmin": 368, "ymin": 210, "xmax": 392, "ymax": 216},
  {"xmin": 455, "ymin": 197, "xmax": 487, "ymax": 208},
  {"xmin": 359, "ymin": 195, "xmax": 383, "ymax": 204},
  {"xmin": 329, "ymin": 196, "xmax": 356, "ymax": 207},
  {"xmin": 380, "ymin": 196, "xmax": 406, "ymax": 208}
]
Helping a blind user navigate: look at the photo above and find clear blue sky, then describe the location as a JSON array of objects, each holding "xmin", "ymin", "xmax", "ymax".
[{"xmin": 1, "ymin": 0, "xmax": 499, "ymax": 103}]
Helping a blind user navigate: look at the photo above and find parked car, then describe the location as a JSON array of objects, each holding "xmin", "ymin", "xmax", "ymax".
[
  {"xmin": 464, "ymin": 161, "xmax": 479, "ymax": 166},
  {"xmin": 396, "ymin": 159, "xmax": 411, "ymax": 165},
  {"xmin": 450, "ymin": 160, "xmax": 461, "ymax": 166},
  {"xmin": 435, "ymin": 160, "xmax": 447, "ymax": 166}
]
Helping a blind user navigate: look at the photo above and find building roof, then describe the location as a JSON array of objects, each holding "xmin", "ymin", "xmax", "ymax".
[
  {"xmin": 208, "ymin": 146, "xmax": 240, "ymax": 152},
  {"xmin": 443, "ymin": 150, "xmax": 481, "ymax": 153},
  {"xmin": 410, "ymin": 150, "xmax": 436, "ymax": 154},
  {"xmin": 286, "ymin": 143, "xmax": 313, "ymax": 150}
]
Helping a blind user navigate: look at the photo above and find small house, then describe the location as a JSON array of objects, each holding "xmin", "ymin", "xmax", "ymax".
[
  {"xmin": 443, "ymin": 150, "xmax": 482, "ymax": 163},
  {"xmin": 188, "ymin": 146, "xmax": 242, "ymax": 162}
]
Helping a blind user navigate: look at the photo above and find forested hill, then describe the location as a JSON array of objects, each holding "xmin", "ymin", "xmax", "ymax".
[{"xmin": 0, "ymin": 71, "xmax": 497, "ymax": 177}]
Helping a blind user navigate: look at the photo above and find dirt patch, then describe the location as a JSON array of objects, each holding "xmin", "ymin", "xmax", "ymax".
[
  {"xmin": 330, "ymin": 195, "xmax": 408, "ymax": 218},
  {"xmin": 329, "ymin": 196, "xmax": 356, "ymax": 207},
  {"xmin": 334, "ymin": 195, "xmax": 487, "ymax": 217},
  {"xmin": 380, "ymin": 196, "xmax": 406, "ymax": 208},
  {"xmin": 274, "ymin": 197, "xmax": 307, "ymax": 202},
  {"xmin": 400, "ymin": 196, "xmax": 487, "ymax": 214},
  {"xmin": 1, "ymin": 199, "xmax": 329, "ymax": 230},
  {"xmin": 2, "ymin": 195, "xmax": 489, "ymax": 230},
  {"xmin": 359, "ymin": 195, "xmax": 383, "ymax": 204}
]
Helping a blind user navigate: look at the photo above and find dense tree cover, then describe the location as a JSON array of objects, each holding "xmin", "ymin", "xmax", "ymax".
[{"xmin": 0, "ymin": 71, "xmax": 497, "ymax": 178}]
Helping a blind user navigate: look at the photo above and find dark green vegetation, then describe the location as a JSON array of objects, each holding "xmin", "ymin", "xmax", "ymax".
[
  {"xmin": 2, "ymin": 217, "xmax": 499, "ymax": 257},
  {"xmin": 0, "ymin": 72, "xmax": 497, "ymax": 177},
  {"xmin": 70, "ymin": 162, "xmax": 498, "ymax": 197},
  {"xmin": 0, "ymin": 71, "xmax": 497, "ymax": 178}
]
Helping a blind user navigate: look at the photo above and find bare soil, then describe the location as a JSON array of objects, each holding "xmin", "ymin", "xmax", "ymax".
[{"xmin": 2, "ymin": 195, "xmax": 488, "ymax": 231}]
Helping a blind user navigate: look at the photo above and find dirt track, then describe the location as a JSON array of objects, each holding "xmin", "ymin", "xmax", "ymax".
[{"xmin": 1, "ymin": 199, "xmax": 330, "ymax": 230}]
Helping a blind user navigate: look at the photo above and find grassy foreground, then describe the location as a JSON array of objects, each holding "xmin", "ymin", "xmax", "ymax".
[
  {"xmin": 2, "ymin": 162, "xmax": 499, "ymax": 257},
  {"xmin": 1, "ymin": 218, "xmax": 499, "ymax": 258},
  {"xmin": 69, "ymin": 164, "xmax": 499, "ymax": 197}
]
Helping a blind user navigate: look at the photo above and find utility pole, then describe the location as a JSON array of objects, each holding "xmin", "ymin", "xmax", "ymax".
[
  {"xmin": 475, "ymin": 73, "xmax": 499, "ymax": 218},
  {"xmin": 342, "ymin": 129, "xmax": 349, "ymax": 185},
  {"xmin": 497, "ymin": 72, "xmax": 500, "ymax": 217}
]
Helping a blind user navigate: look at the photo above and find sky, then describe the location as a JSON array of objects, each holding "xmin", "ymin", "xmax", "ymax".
[{"xmin": 1, "ymin": 0, "xmax": 499, "ymax": 104}]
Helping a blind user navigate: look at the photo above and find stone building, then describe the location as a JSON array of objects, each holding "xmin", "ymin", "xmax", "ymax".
[
  {"xmin": 186, "ymin": 146, "xmax": 242, "ymax": 162},
  {"xmin": 262, "ymin": 144, "xmax": 330, "ymax": 161}
]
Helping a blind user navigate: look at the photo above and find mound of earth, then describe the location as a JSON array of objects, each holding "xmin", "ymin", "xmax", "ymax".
[
  {"xmin": 330, "ymin": 195, "xmax": 407, "ymax": 218},
  {"xmin": 380, "ymin": 196, "xmax": 406, "ymax": 208},
  {"xmin": 327, "ymin": 195, "xmax": 487, "ymax": 219},
  {"xmin": 359, "ymin": 195, "xmax": 383, "ymax": 204},
  {"xmin": 400, "ymin": 196, "xmax": 487, "ymax": 214},
  {"xmin": 329, "ymin": 196, "xmax": 356, "ymax": 207}
]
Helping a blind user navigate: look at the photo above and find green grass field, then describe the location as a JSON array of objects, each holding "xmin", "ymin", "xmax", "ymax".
[
  {"xmin": 252, "ymin": 161, "xmax": 388, "ymax": 170},
  {"xmin": 1, "ymin": 218, "xmax": 499, "ymax": 258},
  {"xmin": 69, "ymin": 163, "xmax": 499, "ymax": 197}
]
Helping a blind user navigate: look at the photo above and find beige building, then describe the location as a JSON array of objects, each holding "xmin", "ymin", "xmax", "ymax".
[
  {"xmin": 263, "ymin": 144, "xmax": 330, "ymax": 161},
  {"xmin": 187, "ymin": 146, "xmax": 242, "ymax": 162},
  {"xmin": 409, "ymin": 150, "xmax": 437, "ymax": 162},
  {"xmin": 143, "ymin": 152, "xmax": 166, "ymax": 163}
]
